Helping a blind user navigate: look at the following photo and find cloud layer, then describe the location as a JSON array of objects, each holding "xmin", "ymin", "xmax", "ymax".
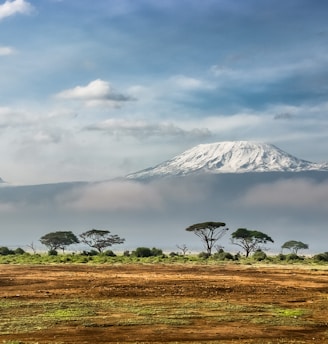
[
  {"xmin": 239, "ymin": 178, "xmax": 328, "ymax": 211},
  {"xmin": 1, "ymin": 173, "xmax": 327, "ymax": 253},
  {"xmin": 85, "ymin": 119, "xmax": 212, "ymax": 140}
]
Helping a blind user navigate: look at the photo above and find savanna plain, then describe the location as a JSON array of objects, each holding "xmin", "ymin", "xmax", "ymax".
[{"xmin": 0, "ymin": 262, "xmax": 327, "ymax": 344}]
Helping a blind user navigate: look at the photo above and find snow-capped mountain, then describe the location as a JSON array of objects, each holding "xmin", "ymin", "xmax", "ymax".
[{"xmin": 126, "ymin": 141, "xmax": 328, "ymax": 179}]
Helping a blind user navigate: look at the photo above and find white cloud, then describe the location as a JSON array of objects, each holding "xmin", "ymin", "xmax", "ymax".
[
  {"xmin": 210, "ymin": 58, "xmax": 319, "ymax": 87},
  {"xmin": 170, "ymin": 75, "xmax": 214, "ymax": 90},
  {"xmin": 238, "ymin": 178, "xmax": 328, "ymax": 210},
  {"xmin": 0, "ymin": 106, "xmax": 29, "ymax": 127},
  {"xmin": 85, "ymin": 118, "xmax": 212, "ymax": 140},
  {"xmin": 57, "ymin": 178, "xmax": 208, "ymax": 212},
  {"xmin": 58, "ymin": 181, "xmax": 164, "ymax": 211},
  {"xmin": 56, "ymin": 79, "xmax": 134, "ymax": 107},
  {"xmin": 0, "ymin": 0, "xmax": 33, "ymax": 20},
  {"xmin": 32, "ymin": 130, "xmax": 61, "ymax": 144},
  {"xmin": 200, "ymin": 113, "xmax": 265, "ymax": 133},
  {"xmin": 0, "ymin": 45, "xmax": 15, "ymax": 55}
]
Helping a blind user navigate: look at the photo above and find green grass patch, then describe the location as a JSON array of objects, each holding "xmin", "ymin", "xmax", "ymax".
[
  {"xmin": 274, "ymin": 308, "xmax": 306, "ymax": 317},
  {"xmin": 250, "ymin": 305, "xmax": 310, "ymax": 326},
  {"xmin": 1, "ymin": 251, "xmax": 328, "ymax": 265},
  {"xmin": 0, "ymin": 297, "xmax": 315, "ymax": 336}
]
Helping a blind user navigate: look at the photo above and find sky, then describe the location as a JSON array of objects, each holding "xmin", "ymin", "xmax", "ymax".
[
  {"xmin": 1, "ymin": 0, "xmax": 328, "ymax": 253},
  {"xmin": 0, "ymin": 0, "xmax": 328, "ymax": 185}
]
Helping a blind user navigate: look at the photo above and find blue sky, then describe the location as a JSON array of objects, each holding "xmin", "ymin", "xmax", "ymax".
[{"xmin": 1, "ymin": 0, "xmax": 328, "ymax": 184}]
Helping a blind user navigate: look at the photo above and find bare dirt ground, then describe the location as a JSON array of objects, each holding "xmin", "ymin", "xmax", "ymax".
[{"xmin": 0, "ymin": 263, "xmax": 327, "ymax": 343}]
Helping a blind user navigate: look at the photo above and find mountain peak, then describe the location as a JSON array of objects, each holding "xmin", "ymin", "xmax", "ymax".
[{"xmin": 126, "ymin": 141, "xmax": 328, "ymax": 179}]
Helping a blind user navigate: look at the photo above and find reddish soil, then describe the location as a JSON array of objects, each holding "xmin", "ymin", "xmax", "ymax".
[{"xmin": 0, "ymin": 263, "xmax": 327, "ymax": 343}]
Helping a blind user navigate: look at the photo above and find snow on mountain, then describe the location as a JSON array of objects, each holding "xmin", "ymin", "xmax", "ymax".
[{"xmin": 126, "ymin": 141, "xmax": 328, "ymax": 179}]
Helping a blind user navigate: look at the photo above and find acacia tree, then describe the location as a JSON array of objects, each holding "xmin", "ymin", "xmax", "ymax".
[
  {"xmin": 281, "ymin": 240, "xmax": 309, "ymax": 254},
  {"xmin": 176, "ymin": 244, "xmax": 189, "ymax": 256},
  {"xmin": 27, "ymin": 242, "xmax": 37, "ymax": 254},
  {"xmin": 79, "ymin": 229, "xmax": 125, "ymax": 253},
  {"xmin": 39, "ymin": 231, "xmax": 79, "ymax": 253},
  {"xmin": 231, "ymin": 228, "xmax": 274, "ymax": 257},
  {"xmin": 185, "ymin": 221, "xmax": 228, "ymax": 256}
]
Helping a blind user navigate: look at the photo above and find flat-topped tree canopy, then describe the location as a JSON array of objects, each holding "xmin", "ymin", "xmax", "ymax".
[
  {"xmin": 79, "ymin": 229, "xmax": 125, "ymax": 253},
  {"xmin": 185, "ymin": 221, "xmax": 228, "ymax": 255},
  {"xmin": 40, "ymin": 231, "xmax": 79, "ymax": 253},
  {"xmin": 281, "ymin": 240, "xmax": 309, "ymax": 254},
  {"xmin": 231, "ymin": 228, "xmax": 274, "ymax": 257}
]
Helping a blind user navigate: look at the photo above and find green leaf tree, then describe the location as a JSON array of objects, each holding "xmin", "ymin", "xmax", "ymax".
[
  {"xmin": 40, "ymin": 231, "xmax": 79, "ymax": 253},
  {"xmin": 231, "ymin": 228, "xmax": 274, "ymax": 257},
  {"xmin": 281, "ymin": 240, "xmax": 309, "ymax": 254},
  {"xmin": 79, "ymin": 229, "xmax": 125, "ymax": 253},
  {"xmin": 185, "ymin": 221, "xmax": 228, "ymax": 256}
]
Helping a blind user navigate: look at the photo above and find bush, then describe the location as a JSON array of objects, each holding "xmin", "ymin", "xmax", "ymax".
[
  {"xmin": 131, "ymin": 247, "xmax": 164, "ymax": 258},
  {"xmin": 102, "ymin": 250, "xmax": 116, "ymax": 257},
  {"xmin": 133, "ymin": 247, "xmax": 152, "ymax": 257},
  {"xmin": 213, "ymin": 251, "xmax": 234, "ymax": 260},
  {"xmin": 198, "ymin": 252, "xmax": 210, "ymax": 259},
  {"xmin": 60, "ymin": 256, "xmax": 72, "ymax": 263},
  {"xmin": 277, "ymin": 253, "xmax": 287, "ymax": 261},
  {"xmin": 286, "ymin": 253, "xmax": 303, "ymax": 261},
  {"xmin": 252, "ymin": 250, "xmax": 267, "ymax": 261},
  {"xmin": 313, "ymin": 252, "xmax": 328, "ymax": 262},
  {"xmin": 151, "ymin": 247, "xmax": 164, "ymax": 257},
  {"xmin": 0, "ymin": 246, "xmax": 14, "ymax": 255},
  {"xmin": 14, "ymin": 247, "xmax": 26, "ymax": 255},
  {"xmin": 81, "ymin": 250, "xmax": 99, "ymax": 256},
  {"xmin": 48, "ymin": 249, "xmax": 58, "ymax": 256}
]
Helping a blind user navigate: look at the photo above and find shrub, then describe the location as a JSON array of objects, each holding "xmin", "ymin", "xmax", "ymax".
[
  {"xmin": 102, "ymin": 250, "xmax": 116, "ymax": 257},
  {"xmin": 76, "ymin": 256, "xmax": 89, "ymax": 263},
  {"xmin": 60, "ymin": 256, "xmax": 72, "ymax": 263},
  {"xmin": 286, "ymin": 253, "xmax": 303, "ymax": 261},
  {"xmin": 48, "ymin": 249, "xmax": 58, "ymax": 256},
  {"xmin": 0, "ymin": 246, "xmax": 14, "ymax": 255},
  {"xmin": 198, "ymin": 252, "xmax": 210, "ymax": 259},
  {"xmin": 277, "ymin": 253, "xmax": 286, "ymax": 261},
  {"xmin": 313, "ymin": 252, "xmax": 328, "ymax": 262},
  {"xmin": 213, "ymin": 251, "xmax": 234, "ymax": 260},
  {"xmin": 123, "ymin": 250, "xmax": 130, "ymax": 257},
  {"xmin": 252, "ymin": 250, "xmax": 267, "ymax": 261},
  {"xmin": 133, "ymin": 247, "xmax": 152, "ymax": 257},
  {"xmin": 81, "ymin": 250, "xmax": 99, "ymax": 256},
  {"xmin": 131, "ymin": 247, "xmax": 164, "ymax": 258},
  {"xmin": 14, "ymin": 247, "xmax": 26, "ymax": 255},
  {"xmin": 151, "ymin": 247, "xmax": 164, "ymax": 257}
]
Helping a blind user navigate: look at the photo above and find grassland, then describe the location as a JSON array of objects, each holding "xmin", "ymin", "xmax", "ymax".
[{"xmin": 0, "ymin": 262, "xmax": 327, "ymax": 343}]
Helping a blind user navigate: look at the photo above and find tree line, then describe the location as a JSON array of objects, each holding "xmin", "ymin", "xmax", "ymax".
[
  {"xmin": 185, "ymin": 221, "xmax": 309, "ymax": 257},
  {"xmin": 39, "ymin": 229, "xmax": 124, "ymax": 255},
  {"xmin": 34, "ymin": 221, "xmax": 309, "ymax": 258}
]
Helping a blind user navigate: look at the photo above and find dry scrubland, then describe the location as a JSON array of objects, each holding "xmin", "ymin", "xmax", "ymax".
[{"xmin": 0, "ymin": 262, "xmax": 327, "ymax": 344}]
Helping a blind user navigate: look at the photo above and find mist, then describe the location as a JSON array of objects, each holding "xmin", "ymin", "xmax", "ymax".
[{"xmin": 0, "ymin": 172, "xmax": 327, "ymax": 254}]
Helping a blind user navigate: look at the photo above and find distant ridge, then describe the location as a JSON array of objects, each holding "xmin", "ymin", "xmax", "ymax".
[{"xmin": 126, "ymin": 141, "xmax": 328, "ymax": 179}]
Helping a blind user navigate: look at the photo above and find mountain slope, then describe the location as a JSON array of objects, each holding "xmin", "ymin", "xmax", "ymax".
[{"xmin": 126, "ymin": 141, "xmax": 328, "ymax": 179}]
